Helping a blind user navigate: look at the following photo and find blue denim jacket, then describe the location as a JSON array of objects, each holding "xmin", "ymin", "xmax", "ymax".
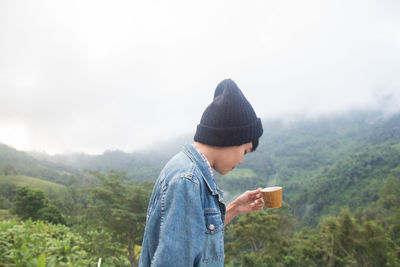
[{"xmin": 139, "ymin": 144, "xmax": 226, "ymax": 267}]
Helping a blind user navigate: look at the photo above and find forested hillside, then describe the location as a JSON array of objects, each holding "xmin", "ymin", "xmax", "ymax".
[
  {"xmin": 0, "ymin": 143, "xmax": 84, "ymax": 186},
  {"xmin": 1, "ymin": 110, "xmax": 400, "ymax": 266},
  {"xmin": 26, "ymin": 110, "xmax": 400, "ymax": 226}
]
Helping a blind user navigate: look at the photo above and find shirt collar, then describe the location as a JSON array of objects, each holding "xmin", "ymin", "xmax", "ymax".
[
  {"xmin": 182, "ymin": 144, "xmax": 223, "ymax": 199},
  {"xmin": 191, "ymin": 144, "xmax": 214, "ymax": 179}
]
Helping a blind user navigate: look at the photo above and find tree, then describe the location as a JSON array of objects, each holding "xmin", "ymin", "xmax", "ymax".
[
  {"xmin": 225, "ymin": 204, "xmax": 296, "ymax": 266},
  {"xmin": 379, "ymin": 175, "xmax": 400, "ymax": 210},
  {"xmin": 88, "ymin": 170, "xmax": 152, "ymax": 267},
  {"xmin": 0, "ymin": 183, "xmax": 16, "ymax": 209},
  {"xmin": 3, "ymin": 163, "xmax": 17, "ymax": 175},
  {"xmin": 12, "ymin": 187, "xmax": 47, "ymax": 220},
  {"xmin": 38, "ymin": 204, "xmax": 66, "ymax": 225},
  {"xmin": 11, "ymin": 187, "xmax": 66, "ymax": 225},
  {"xmin": 317, "ymin": 209, "xmax": 397, "ymax": 267}
]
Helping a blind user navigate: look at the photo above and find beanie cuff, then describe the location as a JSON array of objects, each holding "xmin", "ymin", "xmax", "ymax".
[{"xmin": 194, "ymin": 118, "xmax": 263, "ymax": 147}]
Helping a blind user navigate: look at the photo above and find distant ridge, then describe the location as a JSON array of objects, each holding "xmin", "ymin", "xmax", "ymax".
[
  {"xmin": 2, "ymin": 109, "xmax": 400, "ymax": 227},
  {"xmin": 0, "ymin": 142, "xmax": 84, "ymax": 186}
]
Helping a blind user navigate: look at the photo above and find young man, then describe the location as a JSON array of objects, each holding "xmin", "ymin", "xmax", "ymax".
[{"xmin": 139, "ymin": 79, "xmax": 264, "ymax": 267}]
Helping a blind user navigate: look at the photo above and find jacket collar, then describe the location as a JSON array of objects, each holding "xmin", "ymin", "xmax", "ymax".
[{"xmin": 182, "ymin": 144, "xmax": 224, "ymax": 200}]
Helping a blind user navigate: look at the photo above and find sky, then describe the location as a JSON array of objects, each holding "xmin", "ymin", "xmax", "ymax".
[{"xmin": 1, "ymin": 0, "xmax": 400, "ymax": 154}]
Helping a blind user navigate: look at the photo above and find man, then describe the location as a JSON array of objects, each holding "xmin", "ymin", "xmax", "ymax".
[{"xmin": 139, "ymin": 79, "xmax": 264, "ymax": 266}]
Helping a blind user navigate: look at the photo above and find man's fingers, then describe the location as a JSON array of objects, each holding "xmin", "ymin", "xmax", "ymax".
[
  {"xmin": 249, "ymin": 188, "xmax": 261, "ymax": 194},
  {"xmin": 254, "ymin": 198, "xmax": 263, "ymax": 204},
  {"xmin": 247, "ymin": 188, "xmax": 262, "ymax": 197},
  {"xmin": 251, "ymin": 202, "xmax": 264, "ymax": 210},
  {"xmin": 251, "ymin": 199, "xmax": 264, "ymax": 208}
]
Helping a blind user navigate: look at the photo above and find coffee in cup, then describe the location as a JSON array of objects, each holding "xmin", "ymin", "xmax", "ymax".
[{"xmin": 261, "ymin": 186, "xmax": 282, "ymax": 208}]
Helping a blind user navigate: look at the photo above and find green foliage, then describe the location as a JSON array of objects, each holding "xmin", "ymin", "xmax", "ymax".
[
  {"xmin": 37, "ymin": 254, "xmax": 46, "ymax": 267},
  {"xmin": 11, "ymin": 187, "xmax": 66, "ymax": 225},
  {"xmin": 0, "ymin": 172, "xmax": 152, "ymax": 266},
  {"xmin": 2, "ymin": 163, "xmax": 17, "ymax": 176},
  {"xmin": 0, "ymin": 183, "xmax": 16, "ymax": 209},
  {"xmin": 225, "ymin": 204, "xmax": 296, "ymax": 266},
  {"xmin": 2, "ymin": 111, "xmax": 400, "ymax": 266},
  {"xmin": 0, "ymin": 209, "xmax": 15, "ymax": 220},
  {"xmin": 0, "ymin": 219, "xmax": 96, "ymax": 266},
  {"xmin": 83, "ymin": 228, "xmax": 127, "ymax": 265},
  {"xmin": 87, "ymin": 170, "xmax": 152, "ymax": 267},
  {"xmin": 0, "ymin": 175, "xmax": 67, "ymax": 199},
  {"xmin": 0, "ymin": 143, "xmax": 83, "ymax": 186},
  {"xmin": 37, "ymin": 204, "xmax": 66, "ymax": 225},
  {"xmin": 11, "ymin": 187, "xmax": 47, "ymax": 221},
  {"xmin": 310, "ymin": 209, "xmax": 397, "ymax": 267},
  {"xmin": 379, "ymin": 175, "xmax": 400, "ymax": 210},
  {"xmin": 225, "ymin": 180, "xmax": 400, "ymax": 266},
  {"xmin": 293, "ymin": 144, "xmax": 400, "ymax": 227}
]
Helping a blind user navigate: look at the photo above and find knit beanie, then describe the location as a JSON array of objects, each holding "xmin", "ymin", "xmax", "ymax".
[{"xmin": 194, "ymin": 79, "xmax": 263, "ymax": 146}]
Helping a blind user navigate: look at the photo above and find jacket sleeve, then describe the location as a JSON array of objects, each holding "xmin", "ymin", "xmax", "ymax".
[{"xmin": 151, "ymin": 175, "xmax": 204, "ymax": 267}]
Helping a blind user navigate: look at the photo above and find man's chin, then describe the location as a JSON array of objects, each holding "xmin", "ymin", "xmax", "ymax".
[{"xmin": 219, "ymin": 169, "xmax": 231, "ymax": 175}]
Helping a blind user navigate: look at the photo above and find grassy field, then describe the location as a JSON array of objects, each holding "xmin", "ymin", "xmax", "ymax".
[{"xmin": 0, "ymin": 175, "xmax": 67, "ymax": 196}]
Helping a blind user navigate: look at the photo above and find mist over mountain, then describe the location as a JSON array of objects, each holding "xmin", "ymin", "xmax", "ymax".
[
  {"xmin": 2, "ymin": 108, "xmax": 400, "ymax": 228},
  {"xmin": 0, "ymin": 142, "xmax": 83, "ymax": 186},
  {"xmin": 25, "ymin": 109, "xmax": 400, "ymax": 184}
]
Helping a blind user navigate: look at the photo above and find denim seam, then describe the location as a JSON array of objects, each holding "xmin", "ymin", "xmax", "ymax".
[
  {"xmin": 167, "ymin": 166, "xmax": 199, "ymax": 186},
  {"xmin": 160, "ymin": 170, "xmax": 200, "ymax": 226},
  {"xmin": 160, "ymin": 192, "xmax": 165, "ymax": 227},
  {"xmin": 147, "ymin": 172, "xmax": 165, "ymax": 220},
  {"xmin": 182, "ymin": 145, "xmax": 218, "ymax": 195}
]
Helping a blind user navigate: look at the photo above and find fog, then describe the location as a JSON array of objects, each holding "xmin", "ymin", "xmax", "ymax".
[{"xmin": 1, "ymin": 0, "xmax": 399, "ymax": 154}]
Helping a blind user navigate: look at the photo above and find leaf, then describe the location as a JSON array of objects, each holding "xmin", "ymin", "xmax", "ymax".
[{"xmin": 37, "ymin": 254, "xmax": 45, "ymax": 267}]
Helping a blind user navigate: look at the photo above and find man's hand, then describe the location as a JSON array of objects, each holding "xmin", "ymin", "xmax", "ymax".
[{"xmin": 225, "ymin": 188, "xmax": 264, "ymax": 225}]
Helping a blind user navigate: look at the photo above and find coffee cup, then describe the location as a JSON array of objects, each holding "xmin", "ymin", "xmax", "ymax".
[{"xmin": 261, "ymin": 186, "xmax": 282, "ymax": 208}]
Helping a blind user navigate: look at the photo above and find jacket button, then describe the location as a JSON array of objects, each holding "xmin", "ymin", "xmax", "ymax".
[{"xmin": 209, "ymin": 224, "xmax": 215, "ymax": 230}]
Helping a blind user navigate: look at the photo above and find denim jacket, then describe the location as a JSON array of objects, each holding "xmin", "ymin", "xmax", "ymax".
[{"xmin": 139, "ymin": 144, "xmax": 226, "ymax": 267}]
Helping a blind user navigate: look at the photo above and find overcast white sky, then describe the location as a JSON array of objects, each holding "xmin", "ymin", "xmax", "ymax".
[{"xmin": 1, "ymin": 0, "xmax": 400, "ymax": 154}]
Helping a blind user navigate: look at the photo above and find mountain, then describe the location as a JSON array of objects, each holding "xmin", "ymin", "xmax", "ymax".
[
  {"xmin": 225, "ymin": 110, "xmax": 400, "ymax": 226},
  {"xmin": 18, "ymin": 109, "xmax": 400, "ymax": 227},
  {"xmin": 30, "ymin": 134, "xmax": 192, "ymax": 181},
  {"xmin": 292, "ymin": 142, "xmax": 400, "ymax": 226},
  {"xmin": 0, "ymin": 143, "xmax": 85, "ymax": 186}
]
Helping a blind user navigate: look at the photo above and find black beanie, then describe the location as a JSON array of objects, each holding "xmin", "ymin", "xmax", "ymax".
[{"xmin": 194, "ymin": 79, "xmax": 263, "ymax": 147}]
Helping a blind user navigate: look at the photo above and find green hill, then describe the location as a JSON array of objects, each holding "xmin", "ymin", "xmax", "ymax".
[
  {"xmin": 10, "ymin": 110, "xmax": 400, "ymax": 228},
  {"xmin": 218, "ymin": 111, "xmax": 400, "ymax": 226},
  {"xmin": 0, "ymin": 174, "xmax": 69, "ymax": 210},
  {"xmin": 0, "ymin": 143, "xmax": 83, "ymax": 186},
  {"xmin": 291, "ymin": 143, "xmax": 400, "ymax": 227},
  {"xmin": 0, "ymin": 175, "xmax": 67, "ymax": 196}
]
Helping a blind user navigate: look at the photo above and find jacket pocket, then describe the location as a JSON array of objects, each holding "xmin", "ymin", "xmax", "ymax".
[
  {"xmin": 200, "ymin": 210, "xmax": 224, "ymax": 266},
  {"xmin": 204, "ymin": 209, "xmax": 224, "ymax": 234}
]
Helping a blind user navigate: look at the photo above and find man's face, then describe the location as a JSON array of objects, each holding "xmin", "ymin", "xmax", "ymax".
[{"xmin": 213, "ymin": 142, "xmax": 253, "ymax": 175}]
